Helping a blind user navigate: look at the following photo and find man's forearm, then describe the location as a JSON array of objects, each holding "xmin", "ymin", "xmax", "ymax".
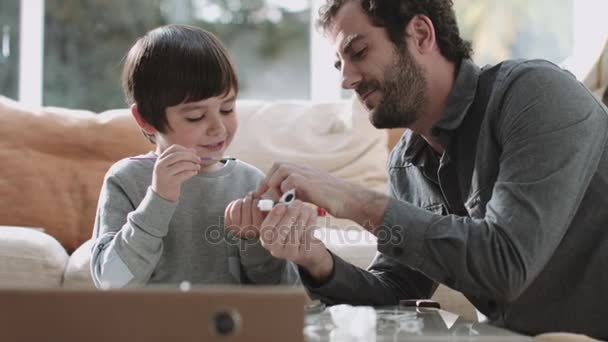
[
  {"xmin": 343, "ymin": 187, "xmax": 390, "ymax": 235},
  {"xmin": 299, "ymin": 247, "xmax": 335, "ymax": 282}
]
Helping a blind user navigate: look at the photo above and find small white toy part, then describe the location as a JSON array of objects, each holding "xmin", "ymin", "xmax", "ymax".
[
  {"xmin": 257, "ymin": 199, "xmax": 275, "ymax": 211},
  {"xmin": 256, "ymin": 189, "xmax": 297, "ymax": 212}
]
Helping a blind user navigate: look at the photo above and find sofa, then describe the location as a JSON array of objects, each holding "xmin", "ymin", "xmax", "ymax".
[
  {"xmin": 582, "ymin": 38, "xmax": 608, "ymax": 104},
  {"xmin": 0, "ymin": 93, "xmax": 479, "ymax": 319}
]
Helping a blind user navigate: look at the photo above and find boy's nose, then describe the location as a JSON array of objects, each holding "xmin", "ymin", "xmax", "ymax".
[{"xmin": 207, "ymin": 116, "xmax": 227, "ymax": 136}]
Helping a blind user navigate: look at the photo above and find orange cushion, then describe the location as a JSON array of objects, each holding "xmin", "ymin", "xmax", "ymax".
[{"xmin": 0, "ymin": 96, "xmax": 150, "ymax": 252}]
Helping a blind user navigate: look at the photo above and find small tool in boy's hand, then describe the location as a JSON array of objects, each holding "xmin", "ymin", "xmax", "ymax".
[{"xmin": 150, "ymin": 145, "xmax": 202, "ymax": 202}]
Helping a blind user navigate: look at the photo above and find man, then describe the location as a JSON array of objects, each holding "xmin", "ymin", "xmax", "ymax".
[{"xmin": 228, "ymin": 0, "xmax": 608, "ymax": 339}]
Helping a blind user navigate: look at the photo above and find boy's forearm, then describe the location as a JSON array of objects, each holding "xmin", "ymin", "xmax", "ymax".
[
  {"xmin": 91, "ymin": 232, "xmax": 160, "ymax": 288},
  {"xmin": 92, "ymin": 188, "xmax": 176, "ymax": 288}
]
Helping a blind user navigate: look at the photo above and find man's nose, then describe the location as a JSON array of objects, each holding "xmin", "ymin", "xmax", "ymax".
[{"xmin": 340, "ymin": 62, "xmax": 362, "ymax": 90}]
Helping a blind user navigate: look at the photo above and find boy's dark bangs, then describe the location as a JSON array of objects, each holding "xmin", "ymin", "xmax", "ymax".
[
  {"xmin": 164, "ymin": 40, "xmax": 239, "ymax": 105},
  {"xmin": 137, "ymin": 27, "xmax": 239, "ymax": 113}
]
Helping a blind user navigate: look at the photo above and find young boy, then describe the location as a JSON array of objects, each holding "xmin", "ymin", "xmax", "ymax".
[{"xmin": 90, "ymin": 24, "xmax": 299, "ymax": 288}]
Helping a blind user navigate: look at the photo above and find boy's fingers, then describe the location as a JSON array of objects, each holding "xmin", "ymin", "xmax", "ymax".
[
  {"xmin": 231, "ymin": 200, "xmax": 243, "ymax": 228},
  {"xmin": 251, "ymin": 198, "xmax": 264, "ymax": 225},
  {"xmin": 168, "ymin": 161, "xmax": 200, "ymax": 176},
  {"xmin": 224, "ymin": 201, "xmax": 235, "ymax": 226},
  {"xmin": 162, "ymin": 151, "xmax": 201, "ymax": 167},
  {"xmin": 158, "ymin": 144, "xmax": 192, "ymax": 160},
  {"xmin": 173, "ymin": 169, "xmax": 199, "ymax": 183},
  {"xmin": 241, "ymin": 193, "xmax": 253, "ymax": 227}
]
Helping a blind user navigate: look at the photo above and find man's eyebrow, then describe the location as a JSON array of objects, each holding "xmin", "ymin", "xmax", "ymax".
[
  {"xmin": 340, "ymin": 33, "xmax": 364, "ymax": 54},
  {"xmin": 334, "ymin": 34, "xmax": 365, "ymax": 70}
]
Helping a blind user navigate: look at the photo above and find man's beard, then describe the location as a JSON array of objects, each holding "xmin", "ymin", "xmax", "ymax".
[{"xmin": 360, "ymin": 46, "xmax": 427, "ymax": 129}]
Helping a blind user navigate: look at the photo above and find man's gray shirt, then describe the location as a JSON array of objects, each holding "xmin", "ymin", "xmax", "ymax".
[
  {"xmin": 301, "ymin": 59, "xmax": 608, "ymax": 339},
  {"xmin": 91, "ymin": 154, "xmax": 299, "ymax": 288}
]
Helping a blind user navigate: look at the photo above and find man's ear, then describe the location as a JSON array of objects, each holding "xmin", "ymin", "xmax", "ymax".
[
  {"xmin": 405, "ymin": 15, "xmax": 436, "ymax": 55},
  {"xmin": 130, "ymin": 104, "xmax": 157, "ymax": 135}
]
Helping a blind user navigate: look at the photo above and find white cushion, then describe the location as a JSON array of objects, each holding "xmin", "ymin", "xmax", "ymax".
[
  {"xmin": 315, "ymin": 227, "xmax": 377, "ymax": 269},
  {"xmin": 63, "ymin": 239, "xmax": 95, "ymax": 288},
  {"xmin": 227, "ymin": 98, "xmax": 389, "ymax": 195},
  {"xmin": 0, "ymin": 226, "xmax": 68, "ymax": 287}
]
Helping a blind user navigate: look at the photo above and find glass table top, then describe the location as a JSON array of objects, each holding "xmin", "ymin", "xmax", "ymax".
[{"xmin": 304, "ymin": 305, "xmax": 534, "ymax": 341}]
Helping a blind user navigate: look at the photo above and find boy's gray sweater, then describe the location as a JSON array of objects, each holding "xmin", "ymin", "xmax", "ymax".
[{"xmin": 90, "ymin": 153, "xmax": 299, "ymax": 288}]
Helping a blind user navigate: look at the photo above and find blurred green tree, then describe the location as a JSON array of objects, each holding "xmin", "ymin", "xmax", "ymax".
[{"xmin": 43, "ymin": 0, "xmax": 309, "ymax": 112}]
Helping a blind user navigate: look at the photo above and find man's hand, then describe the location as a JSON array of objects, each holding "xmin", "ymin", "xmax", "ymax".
[
  {"xmin": 254, "ymin": 162, "xmax": 390, "ymax": 230},
  {"xmin": 224, "ymin": 192, "xmax": 265, "ymax": 240},
  {"xmin": 258, "ymin": 200, "xmax": 334, "ymax": 280},
  {"xmin": 254, "ymin": 162, "xmax": 353, "ymax": 218},
  {"xmin": 151, "ymin": 145, "xmax": 201, "ymax": 202},
  {"xmin": 225, "ymin": 195, "xmax": 335, "ymax": 281}
]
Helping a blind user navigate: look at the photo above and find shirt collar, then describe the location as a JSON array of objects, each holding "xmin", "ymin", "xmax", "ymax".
[{"xmin": 403, "ymin": 59, "xmax": 480, "ymax": 163}]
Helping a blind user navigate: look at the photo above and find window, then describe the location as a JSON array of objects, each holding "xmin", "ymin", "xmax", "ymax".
[
  {"xmin": 43, "ymin": 0, "xmax": 310, "ymax": 112},
  {"xmin": 0, "ymin": 0, "xmax": 20, "ymax": 100},
  {"xmin": 454, "ymin": 0, "xmax": 574, "ymax": 66},
  {"xmin": 7, "ymin": 0, "xmax": 608, "ymax": 108}
]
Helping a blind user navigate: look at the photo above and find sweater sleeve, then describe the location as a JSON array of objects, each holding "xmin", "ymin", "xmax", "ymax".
[{"xmin": 90, "ymin": 172, "xmax": 177, "ymax": 288}]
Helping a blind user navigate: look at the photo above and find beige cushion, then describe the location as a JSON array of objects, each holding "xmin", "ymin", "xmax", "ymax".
[
  {"xmin": 63, "ymin": 239, "xmax": 95, "ymax": 288},
  {"xmin": 0, "ymin": 226, "xmax": 68, "ymax": 287},
  {"xmin": 227, "ymin": 98, "xmax": 389, "ymax": 194},
  {"xmin": 583, "ymin": 39, "xmax": 608, "ymax": 99}
]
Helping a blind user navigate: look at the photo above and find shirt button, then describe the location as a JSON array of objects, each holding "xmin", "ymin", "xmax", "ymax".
[{"xmin": 431, "ymin": 127, "xmax": 441, "ymax": 136}]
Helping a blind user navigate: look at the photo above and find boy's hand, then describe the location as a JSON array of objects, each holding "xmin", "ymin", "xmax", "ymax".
[
  {"xmin": 224, "ymin": 192, "xmax": 266, "ymax": 240},
  {"xmin": 151, "ymin": 144, "xmax": 201, "ymax": 202}
]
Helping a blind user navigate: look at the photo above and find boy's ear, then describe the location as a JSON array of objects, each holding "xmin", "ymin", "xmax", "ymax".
[{"xmin": 130, "ymin": 104, "xmax": 157, "ymax": 135}]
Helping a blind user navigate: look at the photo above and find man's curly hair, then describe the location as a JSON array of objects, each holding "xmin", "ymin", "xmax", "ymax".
[{"xmin": 317, "ymin": 0, "xmax": 472, "ymax": 64}]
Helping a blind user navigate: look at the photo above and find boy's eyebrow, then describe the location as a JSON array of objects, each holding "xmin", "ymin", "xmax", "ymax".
[
  {"xmin": 179, "ymin": 94, "xmax": 237, "ymax": 112},
  {"xmin": 179, "ymin": 104, "xmax": 208, "ymax": 112},
  {"xmin": 222, "ymin": 95, "xmax": 237, "ymax": 104}
]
